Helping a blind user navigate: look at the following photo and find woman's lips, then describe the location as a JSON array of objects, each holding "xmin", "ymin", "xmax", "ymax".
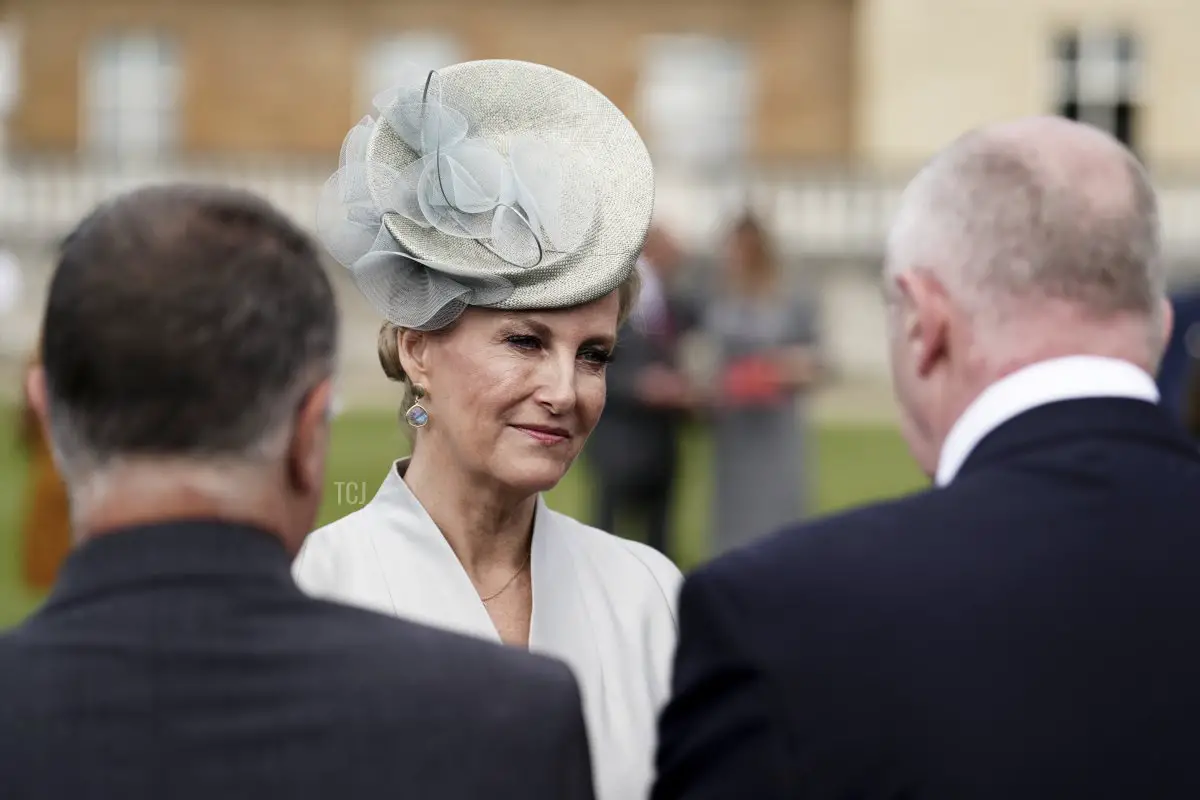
[{"xmin": 511, "ymin": 424, "xmax": 571, "ymax": 445}]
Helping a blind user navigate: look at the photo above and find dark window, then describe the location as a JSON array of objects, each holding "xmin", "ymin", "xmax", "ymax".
[{"xmin": 1053, "ymin": 29, "xmax": 1140, "ymax": 155}]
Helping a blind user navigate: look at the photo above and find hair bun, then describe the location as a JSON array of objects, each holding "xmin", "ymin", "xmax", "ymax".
[{"xmin": 377, "ymin": 321, "xmax": 407, "ymax": 383}]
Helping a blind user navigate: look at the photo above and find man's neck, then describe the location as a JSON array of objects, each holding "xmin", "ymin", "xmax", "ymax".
[
  {"xmin": 943, "ymin": 313, "xmax": 1157, "ymax": 434},
  {"xmin": 70, "ymin": 461, "xmax": 287, "ymax": 544},
  {"xmin": 931, "ymin": 352, "xmax": 1160, "ymax": 485}
]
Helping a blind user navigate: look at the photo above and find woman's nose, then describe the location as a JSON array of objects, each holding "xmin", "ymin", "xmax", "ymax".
[{"xmin": 535, "ymin": 354, "xmax": 577, "ymax": 413}]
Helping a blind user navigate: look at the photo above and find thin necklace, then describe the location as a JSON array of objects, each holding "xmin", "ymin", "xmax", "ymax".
[{"xmin": 480, "ymin": 550, "xmax": 531, "ymax": 603}]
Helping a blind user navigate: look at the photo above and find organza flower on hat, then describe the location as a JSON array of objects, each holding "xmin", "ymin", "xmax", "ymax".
[{"xmin": 316, "ymin": 68, "xmax": 597, "ymax": 330}]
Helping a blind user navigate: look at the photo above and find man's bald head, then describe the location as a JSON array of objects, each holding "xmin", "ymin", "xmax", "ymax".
[{"xmin": 886, "ymin": 116, "xmax": 1162, "ymax": 323}]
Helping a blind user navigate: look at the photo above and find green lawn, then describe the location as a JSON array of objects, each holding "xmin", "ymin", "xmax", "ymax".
[{"xmin": 0, "ymin": 408, "xmax": 927, "ymax": 630}]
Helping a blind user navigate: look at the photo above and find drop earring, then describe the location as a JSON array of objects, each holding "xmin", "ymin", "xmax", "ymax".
[{"xmin": 405, "ymin": 384, "xmax": 429, "ymax": 428}]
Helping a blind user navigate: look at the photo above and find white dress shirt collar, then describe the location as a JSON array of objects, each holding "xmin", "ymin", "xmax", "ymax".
[{"xmin": 935, "ymin": 355, "xmax": 1160, "ymax": 486}]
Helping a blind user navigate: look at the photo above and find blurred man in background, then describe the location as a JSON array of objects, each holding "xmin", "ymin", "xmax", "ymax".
[
  {"xmin": 3, "ymin": 241, "xmax": 72, "ymax": 591},
  {"xmin": 1156, "ymin": 284, "xmax": 1200, "ymax": 424},
  {"xmin": 16, "ymin": 331, "xmax": 71, "ymax": 590},
  {"xmin": 656, "ymin": 117, "xmax": 1200, "ymax": 799},
  {"xmin": 589, "ymin": 225, "xmax": 698, "ymax": 560},
  {"xmin": 0, "ymin": 184, "xmax": 594, "ymax": 800},
  {"xmin": 1184, "ymin": 349, "xmax": 1200, "ymax": 440}
]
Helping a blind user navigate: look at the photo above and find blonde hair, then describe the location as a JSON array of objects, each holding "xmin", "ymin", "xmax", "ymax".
[{"xmin": 377, "ymin": 270, "xmax": 642, "ymax": 423}]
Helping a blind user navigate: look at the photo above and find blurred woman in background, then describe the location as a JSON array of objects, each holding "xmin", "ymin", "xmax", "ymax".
[
  {"xmin": 705, "ymin": 214, "xmax": 822, "ymax": 554},
  {"xmin": 17, "ymin": 339, "xmax": 71, "ymax": 589}
]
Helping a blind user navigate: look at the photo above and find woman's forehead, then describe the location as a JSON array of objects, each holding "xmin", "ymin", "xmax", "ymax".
[{"xmin": 459, "ymin": 301, "xmax": 619, "ymax": 337}]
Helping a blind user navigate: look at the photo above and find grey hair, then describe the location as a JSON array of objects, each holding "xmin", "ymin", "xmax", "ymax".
[
  {"xmin": 46, "ymin": 363, "xmax": 331, "ymax": 485},
  {"xmin": 885, "ymin": 129, "xmax": 1164, "ymax": 327},
  {"xmin": 40, "ymin": 183, "xmax": 340, "ymax": 488}
]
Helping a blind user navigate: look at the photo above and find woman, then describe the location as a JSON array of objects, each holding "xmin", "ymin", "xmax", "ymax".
[
  {"xmin": 293, "ymin": 60, "xmax": 680, "ymax": 800},
  {"xmin": 705, "ymin": 213, "xmax": 821, "ymax": 554},
  {"xmin": 18, "ymin": 341, "xmax": 72, "ymax": 590}
]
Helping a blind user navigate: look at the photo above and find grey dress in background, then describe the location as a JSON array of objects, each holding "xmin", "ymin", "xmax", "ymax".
[{"xmin": 706, "ymin": 291, "xmax": 819, "ymax": 555}]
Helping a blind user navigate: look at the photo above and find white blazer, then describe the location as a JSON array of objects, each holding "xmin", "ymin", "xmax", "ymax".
[{"xmin": 293, "ymin": 459, "xmax": 683, "ymax": 800}]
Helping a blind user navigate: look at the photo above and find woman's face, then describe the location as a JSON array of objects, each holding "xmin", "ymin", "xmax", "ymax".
[{"xmin": 413, "ymin": 291, "xmax": 620, "ymax": 496}]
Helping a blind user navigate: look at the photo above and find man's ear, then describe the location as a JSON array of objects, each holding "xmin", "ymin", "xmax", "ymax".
[
  {"xmin": 1161, "ymin": 297, "xmax": 1175, "ymax": 352},
  {"xmin": 896, "ymin": 270, "xmax": 952, "ymax": 379},
  {"xmin": 25, "ymin": 365, "xmax": 51, "ymax": 437},
  {"xmin": 286, "ymin": 377, "xmax": 334, "ymax": 496}
]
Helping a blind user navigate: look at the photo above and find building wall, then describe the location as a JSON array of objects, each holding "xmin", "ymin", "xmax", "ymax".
[
  {"xmin": 857, "ymin": 0, "xmax": 1200, "ymax": 164},
  {"xmin": 7, "ymin": 0, "xmax": 855, "ymax": 160}
]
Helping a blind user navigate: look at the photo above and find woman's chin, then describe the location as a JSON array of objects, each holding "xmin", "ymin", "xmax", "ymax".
[{"xmin": 489, "ymin": 450, "xmax": 574, "ymax": 496}]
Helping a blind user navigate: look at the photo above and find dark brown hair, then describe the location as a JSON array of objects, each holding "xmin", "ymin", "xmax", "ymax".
[{"xmin": 42, "ymin": 183, "xmax": 338, "ymax": 467}]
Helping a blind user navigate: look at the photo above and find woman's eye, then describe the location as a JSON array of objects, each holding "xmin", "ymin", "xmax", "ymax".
[
  {"xmin": 580, "ymin": 348, "xmax": 613, "ymax": 365},
  {"xmin": 506, "ymin": 335, "xmax": 542, "ymax": 350}
]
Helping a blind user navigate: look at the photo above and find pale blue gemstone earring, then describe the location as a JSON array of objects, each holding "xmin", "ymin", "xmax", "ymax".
[{"xmin": 405, "ymin": 384, "xmax": 429, "ymax": 429}]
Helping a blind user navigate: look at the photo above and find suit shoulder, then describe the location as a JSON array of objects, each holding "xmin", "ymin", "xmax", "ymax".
[
  {"xmin": 309, "ymin": 596, "xmax": 578, "ymax": 696},
  {"xmin": 694, "ymin": 489, "xmax": 939, "ymax": 598},
  {"xmin": 0, "ymin": 626, "xmax": 19, "ymax": 665}
]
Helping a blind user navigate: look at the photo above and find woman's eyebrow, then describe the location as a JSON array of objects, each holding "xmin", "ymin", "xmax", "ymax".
[
  {"xmin": 513, "ymin": 317, "xmax": 554, "ymax": 340},
  {"xmin": 504, "ymin": 313, "xmax": 614, "ymax": 347},
  {"xmin": 582, "ymin": 333, "xmax": 617, "ymax": 349}
]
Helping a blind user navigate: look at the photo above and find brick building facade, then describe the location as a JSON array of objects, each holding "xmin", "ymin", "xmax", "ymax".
[{"xmin": 2, "ymin": 0, "xmax": 855, "ymax": 163}]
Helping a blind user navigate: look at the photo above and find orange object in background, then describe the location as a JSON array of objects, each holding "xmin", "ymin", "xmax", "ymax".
[
  {"xmin": 16, "ymin": 352, "xmax": 71, "ymax": 590},
  {"xmin": 722, "ymin": 356, "xmax": 784, "ymax": 406}
]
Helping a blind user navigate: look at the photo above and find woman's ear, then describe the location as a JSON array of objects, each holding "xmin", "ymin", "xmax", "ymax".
[{"xmin": 397, "ymin": 328, "xmax": 432, "ymax": 386}]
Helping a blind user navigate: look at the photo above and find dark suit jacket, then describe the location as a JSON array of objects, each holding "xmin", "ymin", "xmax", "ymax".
[
  {"xmin": 1184, "ymin": 356, "xmax": 1200, "ymax": 437},
  {"xmin": 655, "ymin": 398, "xmax": 1200, "ymax": 799},
  {"xmin": 590, "ymin": 295, "xmax": 698, "ymax": 487},
  {"xmin": 0, "ymin": 521, "xmax": 594, "ymax": 800}
]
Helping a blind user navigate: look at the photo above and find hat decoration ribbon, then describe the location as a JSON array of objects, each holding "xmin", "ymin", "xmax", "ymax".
[{"xmin": 316, "ymin": 68, "xmax": 596, "ymax": 329}]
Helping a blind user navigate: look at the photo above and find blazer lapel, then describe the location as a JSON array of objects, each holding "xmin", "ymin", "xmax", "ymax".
[
  {"xmin": 527, "ymin": 499, "xmax": 607, "ymax": 725},
  {"xmin": 356, "ymin": 459, "xmax": 615, "ymax": 700},
  {"xmin": 362, "ymin": 461, "xmax": 501, "ymax": 644}
]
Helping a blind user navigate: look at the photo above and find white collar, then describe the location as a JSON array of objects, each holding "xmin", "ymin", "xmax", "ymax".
[
  {"xmin": 935, "ymin": 355, "xmax": 1160, "ymax": 486},
  {"xmin": 362, "ymin": 458, "xmax": 552, "ymax": 642},
  {"xmin": 363, "ymin": 458, "xmax": 607, "ymax": 707}
]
